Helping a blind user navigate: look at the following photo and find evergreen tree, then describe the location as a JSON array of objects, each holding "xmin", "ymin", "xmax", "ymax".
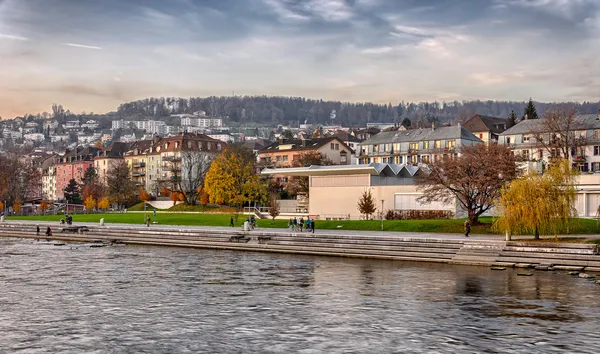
[
  {"xmin": 82, "ymin": 166, "xmax": 98, "ymax": 185},
  {"xmin": 507, "ymin": 110, "xmax": 517, "ymax": 128},
  {"xmin": 523, "ymin": 98, "xmax": 539, "ymax": 120},
  {"xmin": 401, "ymin": 117, "xmax": 412, "ymax": 129},
  {"xmin": 63, "ymin": 179, "xmax": 82, "ymax": 204}
]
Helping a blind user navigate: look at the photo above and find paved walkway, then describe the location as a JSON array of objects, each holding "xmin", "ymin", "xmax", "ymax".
[{"xmin": 3, "ymin": 219, "xmax": 589, "ymax": 242}]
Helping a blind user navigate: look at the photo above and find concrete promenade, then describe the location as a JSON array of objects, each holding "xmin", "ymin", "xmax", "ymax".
[{"xmin": 1, "ymin": 220, "xmax": 600, "ymax": 273}]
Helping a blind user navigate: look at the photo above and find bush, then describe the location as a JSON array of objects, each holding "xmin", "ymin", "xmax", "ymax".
[{"xmin": 385, "ymin": 209, "xmax": 454, "ymax": 220}]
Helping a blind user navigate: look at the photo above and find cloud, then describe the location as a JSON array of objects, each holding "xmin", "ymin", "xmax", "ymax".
[
  {"xmin": 262, "ymin": 0, "xmax": 310, "ymax": 22},
  {"xmin": 361, "ymin": 46, "xmax": 393, "ymax": 54},
  {"xmin": 304, "ymin": 0, "xmax": 354, "ymax": 22},
  {"xmin": 62, "ymin": 43, "xmax": 102, "ymax": 50},
  {"xmin": 0, "ymin": 33, "xmax": 28, "ymax": 41}
]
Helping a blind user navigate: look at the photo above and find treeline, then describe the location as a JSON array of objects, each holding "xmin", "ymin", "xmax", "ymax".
[{"xmin": 116, "ymin": 96, "xmax": 600, "ymax": 126}]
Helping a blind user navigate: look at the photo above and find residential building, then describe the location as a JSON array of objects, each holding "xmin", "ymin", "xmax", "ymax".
[
  {"xmin": 258, "ymin": 137, "xmax": 353, "ymax": 167},
  {"xmin": 357, "ymin": 125, "xmax": 482, "ymax": 165},
  {"xmin": 498, "ymin": 113, "xmax": 600, "ymax": 173},
  {"xmin": 94, "ymin": 142, "xmax": 128, "ymax": 184},
  {"xmin": 55, "ymin": 147, "xmax": 100, "ymax": 200},
  {"xmin": 463, "ymin": 114, "xmax": 508, "ymax": 144},
  {"xmin": 207, "ymin": 131, "xmax": 234, "ymax": 143},
  {"xmin": 124, "ymin": 139, "xmax": 155, "ymax": 189},
  {"xmin": 181, "ymin": 117, "xmax": 223, "ymax": 128},
  {"xmin": 39, "ymin": 155, "xmax": 58, "ymax": 201},
  {"xmin": 261, "ymin": 163, "xmax": 460, "ymax": 220}
]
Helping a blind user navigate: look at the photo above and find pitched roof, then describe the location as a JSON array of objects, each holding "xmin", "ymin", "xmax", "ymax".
[
  {"xmin": 463, "ymin": 115, "xmax": 508, "ymax": 135},
  {"xmin": 499, "ymin": 114, "xmax": 600, "ymax": 136},
  {"xmin": 259, "ymin": 136, "xmax": 351, "ymax": 154},
  {"xmin": 359, "ymin": 125, "xmax": 482, "ymax": 145},
  {"xmin": 261, "ymin": 162, "xmax": 427, "ymax": 177}
]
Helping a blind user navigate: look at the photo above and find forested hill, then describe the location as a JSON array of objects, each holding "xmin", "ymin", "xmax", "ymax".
[{"xmin": 116, "ymin": 96, "xmax": 600, "ymax": 126}]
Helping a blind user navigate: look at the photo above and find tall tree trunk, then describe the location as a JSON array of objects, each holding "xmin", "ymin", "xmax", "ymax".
[{"xmin": 534, "ymin": 225, "xmax": 540, "ymax": 240}]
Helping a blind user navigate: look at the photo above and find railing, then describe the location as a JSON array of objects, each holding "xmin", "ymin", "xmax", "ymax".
[
  {"xmin": 131, "ymin": 171, "xmax": 146, "ymax": 177},
  {"xmin": 162, "ymin": 156, "xmax": 181, "ymax": 162},
  {"xmin": 132, "ymin": 162, "xmax": 146, "ymax": 168}
]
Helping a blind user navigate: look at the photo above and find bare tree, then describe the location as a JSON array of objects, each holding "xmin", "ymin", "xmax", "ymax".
[
  {"xmin": 268, "ymin": 193, "xmax": 280, "ymax": 220},
  {"xmin": 170, "ymin": 150, "xmax": 214, "ymax": 205},
  {"xmin": 530, "ymin": 106, "xmax": 586, "ymax": 161},
  {"xmin": 106, "ymin": 160, "xmax": 138, "ymax": 209}
]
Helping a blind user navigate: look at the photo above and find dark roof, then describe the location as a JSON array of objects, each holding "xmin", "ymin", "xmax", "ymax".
[
  {"xmin": 334, "ymin": 131, "xmax": 362, "ymax": 143},
  {"xmin": 463, "ymin": 115, "xmax": 508, "ymax": 135},
  {"xmin": 500, "ymin": 114, "xmax": 600, "ymax": 136},
  {"xmin": 360, "ymin": 125, "xmax": 482, "ymax": 145},
  {"xmin": 259, "ymin": 136, "xmax": 351, "ymax": 154}
]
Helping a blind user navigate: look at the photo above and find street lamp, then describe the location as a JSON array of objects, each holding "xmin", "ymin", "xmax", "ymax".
[{"xmin": 381, "ymin": 199, "xmax": 384, "ymax": 231}]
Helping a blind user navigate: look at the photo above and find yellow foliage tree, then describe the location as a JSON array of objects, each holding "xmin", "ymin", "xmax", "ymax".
[
  {"xmin": 139, "ymin": 187, "xmax": 150, "ymax": 202},
  {"xmin": 13, "ymin": 199, "xmax": 22, "ymax": 214},
  {"xmin": 494, "ymin": 160, "xmax": 577, "ymax": 239},
  {"xmin": 98, "ymin": 197, "xmax": 110, "ymax": 211},
  {"xmin": 84, "ymin": 195, "xmax": 97, "ymax": 211},
  {"xmin": 0, "ymin": 201, "xmax": 4, "ymax": 212},
  {"xmin": 39, "ymin": 200, "xmax": 49, "ymax": 215},
  {"xmin": 204, "ymin": 147, "xmax": 266, "ymax": 210}
]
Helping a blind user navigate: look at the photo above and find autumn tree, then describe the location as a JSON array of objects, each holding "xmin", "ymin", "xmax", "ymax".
[
  {"xmin": 0, "ymin": 152, "xmax": 42, "ymax": 207},
  {"xmin": 494, "ymin": 160, "xmax": 577, "ymax": 239},
  {"xmin": 357, "ymin": 189, "xmax": 377, "ymax": 220},
  {"xmin": 0, "ymin": 201, "xmax": 4, "ymax": 212},
  {"xmin": 204, "ymin": 146, "xmax": 266, "ymax": 212},
  {"xmin": 106, "ymin": 160, "xmax": 138, "ymax": 209},
  {"xmin": 84, "ymin": 195, "xmax": 97, "ymax": 212},
  {"xmin": 39, "ymin": 200, "xmax": 48, "ymax": 215},
  {"xmin": 507, "ymin": 110, "xmax": 517, "ymax": 129},
  {"xmin": 417, "ymin": 143, "xmax": 518, "ymax": 224},
  {"xmin": 523, "ymin": 98, "xmax": 539, "ymax": 120},
  {"xmin": 287, "ymin": 151, "xmax": 333, "ymax": 196},
  {"xmin": 529, "ymin": 105, "xmax": 586, "ymax": 162},
  {"xmin": 268, "ymin": 193, "xmax": 280, "ymax": 220},
  {"xmin": 98, "ymin": 197, "xmax": 110, "ymax": 211},
  {"xmin": 13, "ymin": 199, "xmax": 22, "ymax": 214},
  {"xmin": 169, "ymin": 150, "xmax": 213, "ymax": 205},
  {"xmin": 63, "ymin": 179, "xmax": 82, "ymax": 204},
  {"xmin": 139, "ymin": 187, "xmax": 150, "ymax": 202}
]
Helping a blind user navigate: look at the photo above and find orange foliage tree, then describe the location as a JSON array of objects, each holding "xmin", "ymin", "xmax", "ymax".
[
  {"xmin": 13, "ymin": 199, "xmax": 22, "ymax": 214},
  {"xmin": 39, "ymin": 200, "xmax": 49, "ymax": 215},
  {"xmin": 98, "ymin": 197, "xmax": 110, "ymax": 211},
  {"xmin": 139, "ymin": 187, "xmax": 150, "ymax": 202},
  {"xmin": 84, "ymin": 195, "xmax": 97, "ymax": 212}
]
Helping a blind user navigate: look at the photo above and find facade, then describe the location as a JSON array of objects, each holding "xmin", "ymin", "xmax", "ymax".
[
  {"xmin": 498, "ymin": 114, "xmax": 600, "ymax": 173},
  {"xmin": 55, "ymin": 147, "xmax": 100, "ymax": 200},
  {"xmin": 462, "ymin": 115, "xmax": 508, "ymax": 144},
  {"xmin": 258, "ymin": 137, "xmax": 352, "ymax": 167},
  {"xmin": 94, "ymin": 142, "xmax": 128, "ymax": 184},
  {"xmin": 181, "ymin": 117, "xmax": 223, "ymax": 128},
  {"xmin": 262, "ymin": 163, "xmax": 459, "ymax": 220},
  {"xmin": 40, "ymin": 155, "xmax": 58, "ymax": 202},
  {"xmin": 357, "ymin": 125, "xmax": 482, "ymax": 165}
]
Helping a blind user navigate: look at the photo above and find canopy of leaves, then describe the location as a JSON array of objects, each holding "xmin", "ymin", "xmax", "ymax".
[
  {"xmin": 204, "ymin": 147, "xmax": 266, "ymax": 208},
  {"xmin": 494, "ymin": 160, "xmax": 577, "ymax": 239},
  {"xmin": 64, "ymin": 179, "xmax": 82, "ymax": 204},
  {"xmin": 106, "ymin": 160, "xmax": 138, "ymax": 208},
  {"xmin": 84, "ymin": 195, "xmax": 97, "ymax": 210},
  {"xmin": 98, "ymin": 197, "xmax": 110, "ymax": 210},
  {"xmin": 417, "ymin": 143, "xmax": 518, "ymax": 224}
]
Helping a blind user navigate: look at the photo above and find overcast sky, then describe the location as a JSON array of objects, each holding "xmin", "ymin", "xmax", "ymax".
[{"xmin": 0, "ymin": 0, "xmax": 598, "ymax": 118}]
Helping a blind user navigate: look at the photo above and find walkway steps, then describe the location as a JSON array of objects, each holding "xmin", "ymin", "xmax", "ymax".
[{"xmin": 449, "ymin": 241, "xmax": 506, "ymax": 266}]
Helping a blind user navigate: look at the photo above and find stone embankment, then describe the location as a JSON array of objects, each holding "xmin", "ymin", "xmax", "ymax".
[{"xmin": 1, "ymin": 223, "xmax": 599, "ymax": 273}]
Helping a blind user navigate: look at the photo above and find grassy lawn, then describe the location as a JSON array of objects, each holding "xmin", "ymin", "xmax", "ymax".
[{"xmin": 8, "ymin": 214, "xmax": 600, "ymax": 236}]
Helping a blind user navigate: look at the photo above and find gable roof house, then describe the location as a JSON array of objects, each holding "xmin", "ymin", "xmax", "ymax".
[
  {"xmin": 463, "ymin": 114, "xmax": 509, "ymax": 144},
  {"xmin": 258, "ymin": 136, "xmax": 353, "ymax": 168}
]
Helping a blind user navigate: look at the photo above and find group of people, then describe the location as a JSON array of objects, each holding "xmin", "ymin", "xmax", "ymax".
[
  {"xmin": 289, "ymin": 217, "xmax": 315, "ymax": 233},
  {"xmin": 60, "ymin": 214, "xmax": 73, "ymax": 225}
]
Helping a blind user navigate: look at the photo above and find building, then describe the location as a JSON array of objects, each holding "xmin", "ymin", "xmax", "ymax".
[
  {"xmin": 94, "ymin": 142, "xmax": 128, "ymax": 184},
  {"xmin": 357, "ymin": 125, "xmax": 482, "ymax": 165},
  {"xmin": 463, "ymin": 114, "xmax": 508, "ymax": 144},
  {"xmin": 261, "ymin": 163, "xmax": 460, "ymax": 220},
  {"xmin": 258, "ymin": 137, "xmax": 352, "ymax": 168},
  {"xmin": 206, "ymin": 131, "xmax": 235, "ymax": 143},
  {"xmin": 181, "ymin": 117, "xmax": 223, "ymax": 128},
  {"xmin": 124, "ymin": 139, "xmax": 155, "ymax": 189},
  {"xmin": 39, "ymin": 155, "xmax": 58, "ymax": 201},
  {"xmin": 498, "ymin": 113, "xmax": 600, "ymax": 173},
  {"xmin": 55, "ymin": 147, "xmax": 100, "ymax": 200}
]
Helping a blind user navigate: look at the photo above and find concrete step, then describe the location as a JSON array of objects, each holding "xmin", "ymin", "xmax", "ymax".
[
  {"xmin": 504, "ymin": 245, "xmax": 598, "ymax": 255},
  {"xmin": 497, "ymin": 256, "xmax": 600, "ymax": 267},
  {"xmin": 500, "ymin": 251, "xmax": 600, "ymax": 261}
]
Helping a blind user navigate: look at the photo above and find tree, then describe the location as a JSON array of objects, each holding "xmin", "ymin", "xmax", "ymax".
[
  {"xmin": 139, "ymin": 187, "xmax": 150, "ymax": 202},
  {"xmin": 416, "ymin": 143, "xmax": 518, "ymax": 224},
  {"xmin": 357, "ymin": 189, "xmax": 377, "ymax": 220},
  {"xmin": 401, "ymin": 117, "xmax": 412, "ymax": 129},
  {"xmin": 507, "ymin": 110, "xmax": 517, "ymax": 128},
  {"xmin": 0, "ymin": 201, "xmax": 3, "ymax": 212},
  {"xmin": 204, "ymin": 147, "xmax": 266, "ymax": 211},
  {"xmin": 523, "ymin": 98, "xmax": 539, "ymax": 120},
  {"xmin": 268, "ymin": 193, "xmax": 280, "ymax": 220},
  {"xmin": 200, "ymin": 191, "xmax": 210, "ymax": 206},
  {"xmin": 39, "ymin": 200, "xmax": 48, "ymax": 215},
  {"xmin": 13, "ymin": 199, "xmax": 22, "ymax": 214},
  {"xmin": 282, "ymin": 130, "xmax": 294, "ymax": 140},
  {"xmin": 82, "ymin": 166, "xmax": 98, "ymax": 185},
  {"xmin": 84, "ymin": 195, "xmax": 96, "ymax": 212},
  {"xmin": 530, "ymin": 105, "xmax": 585, "ymax": 162},
  {"xmin": 98, "ymin": 197, "xmax": 110, "ymax": 211},
  {"xmin": 170, "ymin": 150, "xmax": 213, "ymax": 205},
  {"xmin": 63, "ymin": 179, "xmax": 82, "ymax": 204},
  {"xmin": 495, "ymin": 160, "xmax": 577, "ymax": 239},
  {"xmin": 287, "ymin": 151, "xmax": 333, "ymax": 196},
  {"xmin": 106, "ymin": 160, "xmax": 138, "ymax": 209}
]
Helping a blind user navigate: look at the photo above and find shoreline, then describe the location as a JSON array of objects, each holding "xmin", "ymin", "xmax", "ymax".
[{"xmin": 1, "ymin": 221, "xmax": 600, "ymax": 273}]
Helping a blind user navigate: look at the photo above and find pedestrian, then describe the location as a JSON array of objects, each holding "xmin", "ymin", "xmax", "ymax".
[
  {"xmin": 36, "ymin": 225, "xmax": 40, "ymax": 235},
  {"xmin": 299, "ymin": 217, "xmax": 304, "ymax": 232},
  {"xmin": 146, "ymin": 216, "xmax": 151, "ymax": 227},
  {"xmin": 293, "ymin": 217, "xmax": 298, "ymax": 231},
  {"xmin": 230, "ymin": 216, "xmax": 234, "ymax": 227},
  {"xmin": 153, "ymin": 209, "xmax": 157, "ymax": 218},
  {"xmin": 306, "ymin": 218, "xmax": 311, "ymax": 231},
  {"xmin": 288, "ymin": 218, "xmax": 293, "ymax": 231},
  {"xmin": 311, "ymin": 219, "xmax": 315, "ymax": 233},
  {"xmin": 45, "ymin": 226, "xmax": 52, "ymax": 237},
  {"xmin": 464, "ymin": 220, "xmax": 471, "ymax": 237}
]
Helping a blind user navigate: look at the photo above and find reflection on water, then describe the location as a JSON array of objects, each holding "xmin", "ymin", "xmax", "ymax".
[{"xmin": 1, "ymin": 238, "xmax": 600, "ymax": 353}]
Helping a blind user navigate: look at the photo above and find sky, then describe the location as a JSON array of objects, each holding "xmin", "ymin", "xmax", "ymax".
[{"xmin": 0, "ymin": 0, "xmax": 599, "ymax": 118}]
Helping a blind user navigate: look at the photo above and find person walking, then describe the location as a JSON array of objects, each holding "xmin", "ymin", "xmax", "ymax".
[
  {"xmin": 306, "ymin": 218, "xmax": 311, "ymax": 232},
  {"xmin": 230, "ymin": 216, "xmax": 234, "ymax": 227},
  {"xmin": 299, "ymin": 217, "xmax": 304, "ymax": 232},
  {"xmin": 45, "ymin": 227, "xmax": 52, "ymax": 237},
  {"xmin": 288, "ymin": 218, "xmax": 294, "ymax": 231},
  {"xmin": 293, "ymin": 217, "xmax": 298, "ymax": 231},
  {"xmin": 146, "ymin": 216, "xmax": 151, "ymax": 227},
  {"xmin": 36, "ymin": 225, "xmax": 40, "ymax": 235},
  {"xmin": 464, "ymin": 220, "xmax": 471, "ymax": 237},
  {"xmin": 311, "ymin": 219, "xmax": 315, "ymax": 234}
]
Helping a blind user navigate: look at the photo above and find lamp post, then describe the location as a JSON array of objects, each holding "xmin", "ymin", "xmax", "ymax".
[{"xmin": 381, "ymin": 199, "xmax": 384, "ymax": 231}]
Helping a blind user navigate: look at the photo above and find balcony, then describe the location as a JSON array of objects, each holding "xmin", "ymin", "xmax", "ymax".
[
  {"xmin": 132, "ymin": 162, "xmax": 146, "ymax": 168},
  {"xmin": 162, "ymin": 156, "xmax": 181, "ymax": 162},
  {"xmin": 131, "ymin": 171, "xmax": 146, "ymax": 177},
  {"xmin": 162, "ymin": 165, "xmax": 181, "ymax": 172},
  {"xmin": 572, "ymin": 155, "xmax": 586, "ymax": 163}
]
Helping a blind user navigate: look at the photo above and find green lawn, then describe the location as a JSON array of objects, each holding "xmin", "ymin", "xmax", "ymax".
[{"xmin": 8, "ymin": 214, "xmax": 600, "ymax": 235}]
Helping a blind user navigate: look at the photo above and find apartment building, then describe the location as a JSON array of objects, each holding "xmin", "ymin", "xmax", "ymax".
[
  {"xmin": 357, "ymin": 125, "xmax": 482, "ymax": 165},
  {"xmin": 55, "ymin": 147, "xmax": 100, "ymax": 200},
  {"xmin": 94, "ymin": 142, "xmax": 128, "ymax": 184},
  {"xmin": 258, "ymin": 137, "xmax": 352, "ymax": 167}
]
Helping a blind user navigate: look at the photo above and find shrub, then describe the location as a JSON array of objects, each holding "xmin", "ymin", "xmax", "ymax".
[{"xmin": 385, "ymin": 209, "xmax": 454, "ymax": 220}]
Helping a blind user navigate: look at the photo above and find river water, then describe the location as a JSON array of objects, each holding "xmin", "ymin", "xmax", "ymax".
[{"xmin": 1, "ymin": 238, "xmax": 600, "ymax": 354}]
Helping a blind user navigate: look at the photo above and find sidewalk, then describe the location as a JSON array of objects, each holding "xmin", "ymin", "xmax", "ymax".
[{"xmin": 4, "ymin": 219, "xmax": 582, "ymax": 242}]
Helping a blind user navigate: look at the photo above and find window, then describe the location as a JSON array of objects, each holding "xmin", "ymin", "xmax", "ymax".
[
  {"xmin": 479, "ymin": 134, "xmax": 483, "ymax": 139},
  {"xmin": 422, "ymin": 141, "xmax": 429, "ymax": 149},
  {"xmin": 595, "ymin": 130, "xmax": 600, "ymax": 139},
  {"xmin": 434, "ymin": 140, "xmax": 441, "ymax": 149},
  {"xmin": 373, "ymin": 144, "xmax": 379, "ymax": 153},
  {"xmin": 595, "ymin": 146, "xmax": 600, "ymax": 156},
  {"xmin": 335, "ymin": 143, "xmax": 340, "ymax": 150},
  {"xmin": 538, "ymin": 150, "xmax": 544, "ymax": 159},
  {"xmin": 340, "ymin": 155, "xmax": 347, "ymax": 163},
  {"xmin": 330, "ymin": 143, "xmax": 335, "ymax": 150},
  {"xmin": 393, "ymin": 143, "xmax": 400, "ymax": 152},
  {"xmin": 276, "ymin": 156, "xmax": 282, "ymax": 162},
  {"xmin": 523, "ymin": 135, "xmax": 530, "ymax": 142},
  {"xmin": 409, "ymin": 142, "xmax": 418, "ymax": 151},
  {"xmin": 282, "ymin": 156, "xmax": 288, "ymax": 162},
  {"xmin": 592, "ymin": 162, "xmax": 600, "ymax": 172},
  {"xmin": 506, "ymin": 137, "xmax": 511, "ymax": 145}
]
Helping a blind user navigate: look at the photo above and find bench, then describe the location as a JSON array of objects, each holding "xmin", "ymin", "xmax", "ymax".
[
  {"xmin": 61, "ymin": 226, "xmax": 90, "ymax": 234},
  {"xmin": 230, "ymin": 235, "xmax": 251, "ymax": 243}
]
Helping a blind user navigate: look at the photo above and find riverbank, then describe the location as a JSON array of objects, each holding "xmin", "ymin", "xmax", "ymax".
[
  {"xmin": 2, "ymin": 221, "xmax": 600, "ymax": 273},
  {"xmin": 8, "ymin": 214, "xmax": 600, "ymax": 235}
]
